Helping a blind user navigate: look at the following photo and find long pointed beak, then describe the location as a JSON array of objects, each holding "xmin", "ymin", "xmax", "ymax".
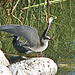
[
  {"xmin": 49, "ymin": 38, "xmax": 53, "ymax": 40},
  {"xmin": 48, "ymin": 38, "xmax": 53, "ymax": 41}
]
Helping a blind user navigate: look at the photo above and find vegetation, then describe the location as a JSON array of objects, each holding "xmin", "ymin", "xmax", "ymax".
[{"xmin": 0, "ymin": 0, "xmax": 75, "ymax": 62}]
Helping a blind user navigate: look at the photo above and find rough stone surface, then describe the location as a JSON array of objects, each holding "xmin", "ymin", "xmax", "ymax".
[
  {"xmin": 0, "ymin": 65, "xmax": 12, "ymax": 75},
  {"xmin": 0, "ymin": 50, "xmax": 10, "ymax": 66},
  {"xmin": 8, "ymin": 57, "xmax": 57, "ymax": 75}
]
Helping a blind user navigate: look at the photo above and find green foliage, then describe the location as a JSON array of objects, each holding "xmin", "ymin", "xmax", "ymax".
[{"xmin": 0, "ymin": 0, "xmax": 75, "ymax": 61}]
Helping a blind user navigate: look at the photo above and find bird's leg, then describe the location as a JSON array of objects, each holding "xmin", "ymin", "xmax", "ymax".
[
  {"xmin": 36, "ymin": 52, "xmax": 45, "ymax": 57},
  {"xmin": 36, "ymin": 52, "xmax": 41, "ymax": 57},
  {"xmin": 36, "ymin": 53, "xmax": 39, "ymax": 57},
  {"xmin": 40, "ymin": 51, "xmax": 45, "ymax": 57}
]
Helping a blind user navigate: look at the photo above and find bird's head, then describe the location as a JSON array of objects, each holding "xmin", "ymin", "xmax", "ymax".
[
  {"xmin": 41, "ymin": 36, "xmax": 52, "ymax": 43},
  {"xmin": 43, "ymin": 36, "xmax": 51, "ymax": 41},
  {"xmin": 40, "ymin": 36, "xmax": 52, "ymax": 46}
]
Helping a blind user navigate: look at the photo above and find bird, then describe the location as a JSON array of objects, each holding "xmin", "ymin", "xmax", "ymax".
[
  {"xmin": 0, "ymin": 17, "xmax": 53, "ymax": 53},
  {"xmin": 8, "ymin": 35, "xmax": 32, "ymax": 54}
]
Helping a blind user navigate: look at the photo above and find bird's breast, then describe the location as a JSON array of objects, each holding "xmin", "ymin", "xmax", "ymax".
[{"xmin": 29, "ymin": 42, "xmax": 48, "ymax": 52}]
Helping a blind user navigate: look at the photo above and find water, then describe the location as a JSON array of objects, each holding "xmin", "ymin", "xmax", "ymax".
[{"xmin": 0, "ymin": 0, "xmax": 75, "ymax": 74}]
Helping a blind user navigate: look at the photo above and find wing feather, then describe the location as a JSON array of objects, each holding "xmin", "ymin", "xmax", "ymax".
[{"xmin": 0, "ymin": 25, "xmax": 40, "ymax": 47}]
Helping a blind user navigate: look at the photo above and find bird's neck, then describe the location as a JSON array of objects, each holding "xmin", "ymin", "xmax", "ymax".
[
  {"xmin": 41, "ymin": 40, "xmax": 48, "ymax": 47},
  {"xmin": 41, "ymin": 41, "xmax": 44, "ymax": 46}
]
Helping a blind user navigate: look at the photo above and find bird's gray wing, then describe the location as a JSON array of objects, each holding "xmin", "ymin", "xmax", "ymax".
[
  {"xmin": 0, "ymin": 25, "xmax": 40, "ymax": 47},
  {"xmin": 40, "ymin": 17, "xmax": 53, "ymax": 40}
]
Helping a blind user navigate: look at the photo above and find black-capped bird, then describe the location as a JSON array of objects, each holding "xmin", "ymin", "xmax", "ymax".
[{"xmin": 0, "ymin": 17, "xmax": 53, "ymax": 53}]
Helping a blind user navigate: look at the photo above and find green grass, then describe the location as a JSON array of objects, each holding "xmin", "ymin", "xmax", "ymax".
[{"xmin": 0, "ymin": 0, "xmax": 75, "ymax": 62}]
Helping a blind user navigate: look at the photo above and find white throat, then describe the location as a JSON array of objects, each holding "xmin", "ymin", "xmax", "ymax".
[{"xmin": 41, "ymin": 40, "xmax": 48, "ymax": 51}]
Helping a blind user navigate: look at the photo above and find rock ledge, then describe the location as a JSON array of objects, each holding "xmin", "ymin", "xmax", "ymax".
[{"xmin": 8, "ymin": 57, "xmax": 57, "ymax": 75}]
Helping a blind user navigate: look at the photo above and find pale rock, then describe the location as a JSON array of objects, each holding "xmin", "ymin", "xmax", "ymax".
[
  {"xmin": 0, "ymin": 50, "xmax": 10, "ymax": 66},
  {"xmin": 0, "ymin": 65, "xmax": 12, "ymax": 75},
  {"xmin": 8, "ymin": 57, "xmax": 57, "ymax": 75}
]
